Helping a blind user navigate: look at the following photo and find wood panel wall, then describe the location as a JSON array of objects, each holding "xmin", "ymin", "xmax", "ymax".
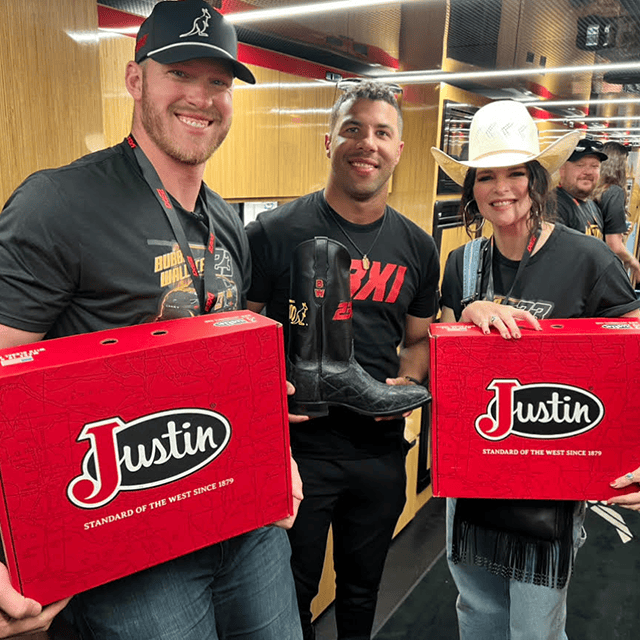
[
  {"xmin": 388, "ymin": 86, "xmax": 440, "ymax": 234},
  {"xmin": 0, "ymin": 0, "xmax": 103, "ymax": 206},
  {"xmin": 205, "ymin": 68, "xmax": 336, "ymax": 199},
  {"xmin": 100, "ymin": 35, "xmax": 135, "ymax": 145}
]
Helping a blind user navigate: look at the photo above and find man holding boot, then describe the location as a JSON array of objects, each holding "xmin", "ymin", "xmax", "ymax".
[{"xmin": 246, "ymin": 80, "xmax": 439, "ymax": 640}]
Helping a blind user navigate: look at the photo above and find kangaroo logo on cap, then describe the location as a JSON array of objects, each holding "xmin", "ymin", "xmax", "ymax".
[{"xmin": 180, "ymin": 8, "xmax": 211, "ymax": 38}]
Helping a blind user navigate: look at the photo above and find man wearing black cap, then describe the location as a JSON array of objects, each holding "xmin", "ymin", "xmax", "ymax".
[
  {"xmin": 553, "ymin": 138, "xmax": 610, "ymax": 236},
  {"xmin": 0, "ymin": 1, "xmax": 301, "ymax": 639}
]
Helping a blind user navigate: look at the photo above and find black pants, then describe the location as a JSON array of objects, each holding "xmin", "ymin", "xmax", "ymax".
[{"xmin": 288, "ymin": 448, "xmax": 407, "ymax": 640}]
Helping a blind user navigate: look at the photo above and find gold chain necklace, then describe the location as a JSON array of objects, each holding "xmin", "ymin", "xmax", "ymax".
[{"xmin": 328, "ymin": 208, "xmax": 387, "ymax": 271}]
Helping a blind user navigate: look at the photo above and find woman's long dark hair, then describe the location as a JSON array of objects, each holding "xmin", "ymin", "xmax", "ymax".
[
  {"xmin": 592, "ymin": 141, "xmax": 628, "ymax": 207},
  {"xmin": 459, "ymin": 160, "xmax": 551, "ymax": 237}
]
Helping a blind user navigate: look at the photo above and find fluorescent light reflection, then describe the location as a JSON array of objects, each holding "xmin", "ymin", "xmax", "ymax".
[
  {"xmin": 67, "ymin": 30, "xmax": 103, "ymax": 43},
  {"xmin": 526, "ymin": 98, "xmax": 640, "ymax": 108},
  {"xmin": 587, "ymin": 127, "xmax": 640, "ymax": 132},
  {"xmin": 235, "ymin": 81, "xmax": 333, "ymax": 90},
  {"xmin": 99, "ymin": 26, "xmax": 140, "ymax": 36},
  {"xmin": 540, "ymin": 116, "xmax": 640, "ymax": 123},
  {"xmin": 271, "ymin": 108, "xmax": 332, "ymax": 116},
  {"xmin": 226, "ymin": 0, "xmax": 420, "ymax": 24},
  {"xmin": 376, "ymin": 61, "xmax": 640, "ymax": 86}
]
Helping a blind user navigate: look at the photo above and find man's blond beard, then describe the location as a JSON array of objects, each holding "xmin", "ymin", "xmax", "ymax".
[{"xmin": 139, "ymin": 70, "xmax": 231, "ymax": 165}]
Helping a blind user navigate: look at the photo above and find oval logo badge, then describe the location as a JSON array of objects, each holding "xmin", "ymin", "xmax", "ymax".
[
  {"xmin": 475, "ymin": 379, "xmax": 604, "ymax": 441},
  {"xmin": 67, "ymin": 408, "xmax": 231, "ymax": 509}
]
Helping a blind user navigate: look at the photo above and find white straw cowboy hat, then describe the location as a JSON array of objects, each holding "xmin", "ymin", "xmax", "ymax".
[{"xmin": 431, "ymin": 100, "xmax": 582, "ymax": 186}]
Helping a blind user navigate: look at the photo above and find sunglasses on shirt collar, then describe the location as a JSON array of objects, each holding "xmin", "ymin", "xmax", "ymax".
[{"xmin": 336, "ymin": 77, "xmax": 403, "ymax": 96}]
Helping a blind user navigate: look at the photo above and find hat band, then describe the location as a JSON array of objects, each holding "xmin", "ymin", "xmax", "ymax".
[
  {"xmin": 145, "ymin": 42, "xmax": 234, "ymax": 60},
  {"xmin": 471, "ymin": 149, "xmax": 535, "ymax": 162}
]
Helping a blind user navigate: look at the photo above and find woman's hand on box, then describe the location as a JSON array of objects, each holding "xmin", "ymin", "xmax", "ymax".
[
  {"xmin": 607, "ymin": 467, "xmax": 640, "ymax": 510},
  {"xmin": 461, "ymin": 301, "xmax": 540, "ymax": 339}
]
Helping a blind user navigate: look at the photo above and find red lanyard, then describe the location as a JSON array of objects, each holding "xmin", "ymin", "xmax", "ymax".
[
  {"xmin": 128, "ymin": 136, "xmax": 218, "ymax": 314},
  {"xmin": 485, "ymin": 227, "xmax": 541, "ymax": 304}
]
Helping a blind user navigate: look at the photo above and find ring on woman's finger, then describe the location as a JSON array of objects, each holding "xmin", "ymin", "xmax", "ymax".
[
  {"xmin": 489, "ymin": 316, "xmax": 497, "ymax": 323},
  {"xmin": 626, "ymin": 472, "xmax": 635, "ymax": 481}
]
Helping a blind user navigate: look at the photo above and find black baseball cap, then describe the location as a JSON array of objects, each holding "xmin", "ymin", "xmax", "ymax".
[
  {"xmin": 135, "ymin": 0, "xmax": 256, "ymax": 84},
  {"xmin": 567, "ymin": 138, "xmax": 608, "ymax": 162}
]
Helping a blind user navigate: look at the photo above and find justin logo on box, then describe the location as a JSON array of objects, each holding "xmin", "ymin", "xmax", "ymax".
[
  {"xmin": 475, "ymin": 379, "xmax": 604, "ymax": 441},
  {"xmin": 67, "ymin": 409, "xmax": 231, "ymax": 509}
]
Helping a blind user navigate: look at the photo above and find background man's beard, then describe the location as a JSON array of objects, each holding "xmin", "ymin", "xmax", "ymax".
[{"xmin": 566, "ymin": 183, "xmax": 594, "ymax": 201}]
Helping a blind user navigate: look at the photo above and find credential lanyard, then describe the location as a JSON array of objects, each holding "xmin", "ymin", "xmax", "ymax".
[
  {"xmin": 128, "ymin": 135, "xmax": 217, "ymax": 314},
  {"xmin": 484, "ymin": 226, "xmax": 541, "ymax": 304}
]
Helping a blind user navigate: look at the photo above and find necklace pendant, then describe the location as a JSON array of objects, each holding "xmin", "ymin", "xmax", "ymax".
[{"xmin": 362, "ymin": 255, "xmax": 371, "ymax": 270}]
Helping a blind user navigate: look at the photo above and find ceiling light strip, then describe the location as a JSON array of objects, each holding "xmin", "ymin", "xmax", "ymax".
[
  {"xmin": 374, "ymin": 61, "xmax": 640, "ymax": 85},
  {"xmin": 526, "ymin": 98, "xmax": 640, "ymax": 108},
  {"xmin": 226, "ymin": 0, "xmax": 420, "ymax": 24},
  {"xmin": 545, "ymin": 116, "xmax": 640, "ymax": 123}
]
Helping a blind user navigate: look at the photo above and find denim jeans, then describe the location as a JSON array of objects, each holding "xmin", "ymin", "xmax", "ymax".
[
  {"xmin": 446, "ymin": 498, "xmax": 587, "ymax": 640},
  {"xmin": 63, "ymin": 526, "xmax": 302, "ymax": 640}
]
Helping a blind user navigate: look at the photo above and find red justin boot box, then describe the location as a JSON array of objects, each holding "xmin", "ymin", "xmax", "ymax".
[
  {"xmin": 0, "ymin": 311, "xmax": 292, "ymax": 605},
  {"xmin": 430, "ymin": 318, "xmax": 640, "ymax": 501}
]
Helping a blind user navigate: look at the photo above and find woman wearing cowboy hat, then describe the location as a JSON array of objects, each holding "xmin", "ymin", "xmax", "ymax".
[{"xmin": 432, "ymin": 100, "xmax": 640, "ymax": 640}]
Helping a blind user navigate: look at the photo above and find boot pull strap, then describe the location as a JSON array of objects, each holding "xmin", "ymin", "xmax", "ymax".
[{"xmin": 313, "ymin": 236, "xmax": 329, "ymax": 306}]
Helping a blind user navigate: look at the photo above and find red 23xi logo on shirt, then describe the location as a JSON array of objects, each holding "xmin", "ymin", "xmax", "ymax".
[{"xmin": 350, "ymin": 260, "xmax": 406, "ymax": 304}]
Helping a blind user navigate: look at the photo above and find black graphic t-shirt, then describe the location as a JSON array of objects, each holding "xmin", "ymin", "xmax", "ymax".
[
  {"xmin": 553, "ymin": 187, "xmax": 605, "ymax": 238},
  {"xmin": 596, "ymin": 184, "xmax": 629, "ymax": 236},
  {"xmin": 441, "ymin": 223, "xmax": 640, "ymax": 321},
  {"xmin": 247, "ymin": 190, "xmax": 439, "ymax": 459},
  {"xmin": 247, "ymin": 190, "xmax": 439, "ymax": 381},
  {"xmin": 0, "ymin": 139, "xmax": 250, "ymax": 338}
]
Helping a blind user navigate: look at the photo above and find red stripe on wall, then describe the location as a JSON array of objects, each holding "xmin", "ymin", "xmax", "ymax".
[
  {"xmin": 97, "ymin": 4, "xmax": 394, "ymax": 79},
  {"xmin": 97, "ymin": 5, "xmax": 143, "ymax": 30}
]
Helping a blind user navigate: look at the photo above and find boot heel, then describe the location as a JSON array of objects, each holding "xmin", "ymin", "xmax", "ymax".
[{"xmin": 288, "ymin": 398, "xmax": 329, "ymax": 418}]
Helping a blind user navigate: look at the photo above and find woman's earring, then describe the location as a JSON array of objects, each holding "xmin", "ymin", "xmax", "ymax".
[{"xmin": 463, "ymin": 200, "xmax": 485, "ymax": 237}]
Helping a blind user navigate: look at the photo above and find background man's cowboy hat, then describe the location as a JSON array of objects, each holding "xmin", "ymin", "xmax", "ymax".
[{"xmin": 431, "ymin": 100, "xmax": 582, "ymax": 186}]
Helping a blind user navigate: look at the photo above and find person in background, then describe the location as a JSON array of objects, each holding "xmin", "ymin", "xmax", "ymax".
[
  {"xmin": 0, "ymin": 1, "xmax": 302, "ymax": 638},
  {"xmin": 432, "ymin": 99, "xmax": 640, "ymax": 640},
  {"xmin": 246, "ymin": 80, "xmax": 440, "ymax": 640},
  {"xmin": 591, "ymin": 141, "xmax": 640, "ymax": 283},
  {"xmin": 553, "ymin": 138, "xmax": 608, "ymax": 236}
]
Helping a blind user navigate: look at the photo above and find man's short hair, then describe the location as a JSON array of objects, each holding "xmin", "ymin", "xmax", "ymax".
[{"xmin": 329, "ymin": 80, "xmax": 403, "ymax": 136}]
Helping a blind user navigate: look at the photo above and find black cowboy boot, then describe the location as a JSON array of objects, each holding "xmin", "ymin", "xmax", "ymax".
[{"xmin": 287, "ymin": 236, "xmax": 431, "ymax": 418}]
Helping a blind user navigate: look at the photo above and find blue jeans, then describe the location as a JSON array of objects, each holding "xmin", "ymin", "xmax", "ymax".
[
  {"xmin": 446, "ymin": 498, "xmax": 587, "ymax": 640},
  {"xmin": 64, "ymin": 526, "xmax": 302, "ymax": 640}
]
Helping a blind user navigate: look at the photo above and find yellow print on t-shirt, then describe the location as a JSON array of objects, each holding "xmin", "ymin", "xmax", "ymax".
[
  {"xmin": 154, "ymin": 246, "xmax": 205, "ymax": 288},
  {"xmin": 585, "ymin": 223, "xmax": 603, "ymax": 240}
]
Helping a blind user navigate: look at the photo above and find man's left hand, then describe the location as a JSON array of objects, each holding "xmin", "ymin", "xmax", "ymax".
[
  {"xmin": 273, "ymin": 456, "xmax": 303, "ymax": 529},
  {"xmin": 373, "ymin": 376, "xmax": 415, "ymax": 422},
  {"xmin": 286, "ymin": 381, "xmax": 310, "ymax": 424}
]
